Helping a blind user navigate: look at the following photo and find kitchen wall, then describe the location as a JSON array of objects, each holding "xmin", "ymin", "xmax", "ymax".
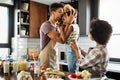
[
  {"xmin": 11, "ymin": 36, "xmax": 95, "ymax": 60},
  {"xmin": 11, "ymin": 37, "xmax": 40, "ymax": 60}
]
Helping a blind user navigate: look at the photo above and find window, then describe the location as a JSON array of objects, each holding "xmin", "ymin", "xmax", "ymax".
[
  {"xmin": 0, "ymin": 6, "xmax": 9, "ymax": 43},
  {"xmin": 0, "ymin": 6, "xmax": 10, "ymax": 58},
  {"xmin": 99, "ymin": 0, "xmax": 120, "ymax": 60},
  {"xmin": 99, "ymin": 0, "xmax": 120, "ymax": 34}
]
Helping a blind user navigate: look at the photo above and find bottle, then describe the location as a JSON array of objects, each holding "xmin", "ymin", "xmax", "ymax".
[
  {"xmin": 13, "ymin": 61, "xmax": 18, "ymax": 73},
  {"xmin": 34, "ymin": 61, "xmax": 41, "ymax": 77},
  {"xmin": 3, "ymin": 61, "xmax": 9, "ymax": 74}
]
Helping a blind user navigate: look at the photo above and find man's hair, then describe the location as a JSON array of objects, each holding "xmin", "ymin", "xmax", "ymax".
[
  {"xmin": 90, "ymin": 19, "xmax": 113, "ymax": 45},
  {"xmin": 49, "ymin": 3, "xmax": 64, "ymax": 14}
]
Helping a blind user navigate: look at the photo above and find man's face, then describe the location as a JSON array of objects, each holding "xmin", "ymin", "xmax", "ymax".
[{"xmin": 53, "ymin": 8, "xmax": 64, "ymax": 21}]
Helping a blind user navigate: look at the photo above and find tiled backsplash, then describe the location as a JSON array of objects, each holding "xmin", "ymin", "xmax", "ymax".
[
  {"xmin": 11, "ymin": 36, "xmax": 95, "ymax": 60},
  {"xmin": 11, "ymin": 37, "xmax": 40, "ymax": 59}
]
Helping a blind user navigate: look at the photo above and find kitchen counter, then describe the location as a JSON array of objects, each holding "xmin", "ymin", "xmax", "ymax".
[
  {"xmin": 0, "ymin": 71, "xmax": 115, "ymax": 80},
  {"xmin": 107, "ymin": 61, "xmax": 120, "ymax": 73},
  {"xmin": 0, "ymin": 60, "xmax": 116, "ymax": 80},
  {"xmin": 0, "ymin": 70, "xmax": 70, "ymax": 80}
]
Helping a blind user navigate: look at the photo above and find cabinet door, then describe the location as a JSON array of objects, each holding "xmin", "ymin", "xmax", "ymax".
[{"xmin": 30, "ymin": 1, "xmax": 48, "ymax": 38}]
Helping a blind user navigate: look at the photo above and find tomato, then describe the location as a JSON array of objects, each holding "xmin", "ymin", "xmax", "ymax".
[
  {"xmin": 40, "ymin": 66, "xmax": 46, "ymax": 70},
  {"xmin": 70, "ymin": 73, "xmax": 76, "ymax": 78},
  {"xmin": 42, "ymin": 67, "xmax": 46, "ymax": 70}
]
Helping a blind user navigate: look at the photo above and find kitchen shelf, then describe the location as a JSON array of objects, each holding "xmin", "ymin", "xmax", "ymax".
[
  {"xmin": 18, "ymin": 9, "xmax": 29, "ymax": 13},
  {"xmin": 15, "ymin": 0, "xmax": 30, "ymax": 37},
  {"xmin": 20, "ymin": 22, "xmax": 29, "ymax": 25}
]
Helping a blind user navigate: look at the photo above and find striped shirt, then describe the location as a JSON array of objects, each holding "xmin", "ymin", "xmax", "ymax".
[
  {"xmin": 77, "ymin": 45, "xmax": 109, "ymax": 78},
  {"xmin": 67, "ymin": 24, "xmax": 80, "ymax": 44}
]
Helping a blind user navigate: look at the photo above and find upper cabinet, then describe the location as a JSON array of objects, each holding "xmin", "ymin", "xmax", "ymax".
[
  {"xmin": 14, "ymin": 0, "xmax": 48, "ymax": 38},
  {"xmin": 30, "ymin": 1, "xmax": 48, "ymax": 38}
]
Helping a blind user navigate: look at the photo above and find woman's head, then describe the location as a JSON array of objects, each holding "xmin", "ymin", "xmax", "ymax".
[
  {"xmin": 89, "ymin": 19, "xmax": 113, "ymax": 45},
  {"xmin": 63, "ymin": 4, "xmax": 77, "ymax": 24}
]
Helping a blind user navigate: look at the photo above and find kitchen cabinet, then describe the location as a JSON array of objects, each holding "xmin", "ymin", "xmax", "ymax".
[
  {"xmin": 14, "ymin": 0, "xmax": 48, "ymax": 38},
  {"xmin": 30, "ymin": 1, "xmax": 48, "ymax": 38},
  {"xmin": 55, "ymin": 43, "xmax": 68, "ymax": 71},
  {"xmin": 14, "ymin": 0, "xmax": 30, "ymax": 37}
]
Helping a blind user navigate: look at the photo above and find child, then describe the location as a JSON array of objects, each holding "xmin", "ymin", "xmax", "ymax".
[
  {"xmin": 70, "ymin": 19, "xmax": 112, "ymax": 78},
  {"xmin": 63, "ymin": 4, "xmax": 80, "ymax": 72}
]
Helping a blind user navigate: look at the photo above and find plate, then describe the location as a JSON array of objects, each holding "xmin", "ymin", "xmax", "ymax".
[{"xmin": 68, "ymin": 75, "xmax": 83, "ymax": 80}]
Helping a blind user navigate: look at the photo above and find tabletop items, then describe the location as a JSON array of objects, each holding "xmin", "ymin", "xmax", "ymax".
[
  {"xmin": 17, "ymin": 71, "xmax": 33, "ymax": 80},
  {"xmin": 68, "ymin": 70, "xmax": 91, "ymax": 80},
  {"xmin": 0, "ymin": 60, "xmax": 92, "ymax": 80}
]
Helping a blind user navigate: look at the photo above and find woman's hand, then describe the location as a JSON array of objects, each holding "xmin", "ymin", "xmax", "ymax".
[
  {"xmin": 70, "ymin": 41, "xmax": 79, "ymax": 53},
  {"xmin": 64, "ymin": 10, "xmax": 75, "ymax": 25},
  {"xmin": 70, "ymin": 41, "xmax": 80, "ymax": 60}
]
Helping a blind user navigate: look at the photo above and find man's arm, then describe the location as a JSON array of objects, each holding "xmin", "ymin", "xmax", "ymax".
[
  {"xmin": 47, "ymin": 10, "xmax": 75, "ymax": 44},
  {"xmin": 47, "ymin": 25, "xmax": 73, "ymax": 44},
  {"xmin": 59, "ymin": 24, "xmax": 73, "ymax": 42}
]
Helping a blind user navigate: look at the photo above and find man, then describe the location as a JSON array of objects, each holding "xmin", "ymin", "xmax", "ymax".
[{"xmin": 39, "ymin": 3, "xmax": 75, "ymax": 68}]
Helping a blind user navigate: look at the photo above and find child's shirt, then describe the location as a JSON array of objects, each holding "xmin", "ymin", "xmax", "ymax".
[
  {"xmin": 66, "ymin": 24, "xmax": 80, "ymax": 44},
  {"xmin": 77, "ymin": 45, "xmax": 109, "ymax": 78}
]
